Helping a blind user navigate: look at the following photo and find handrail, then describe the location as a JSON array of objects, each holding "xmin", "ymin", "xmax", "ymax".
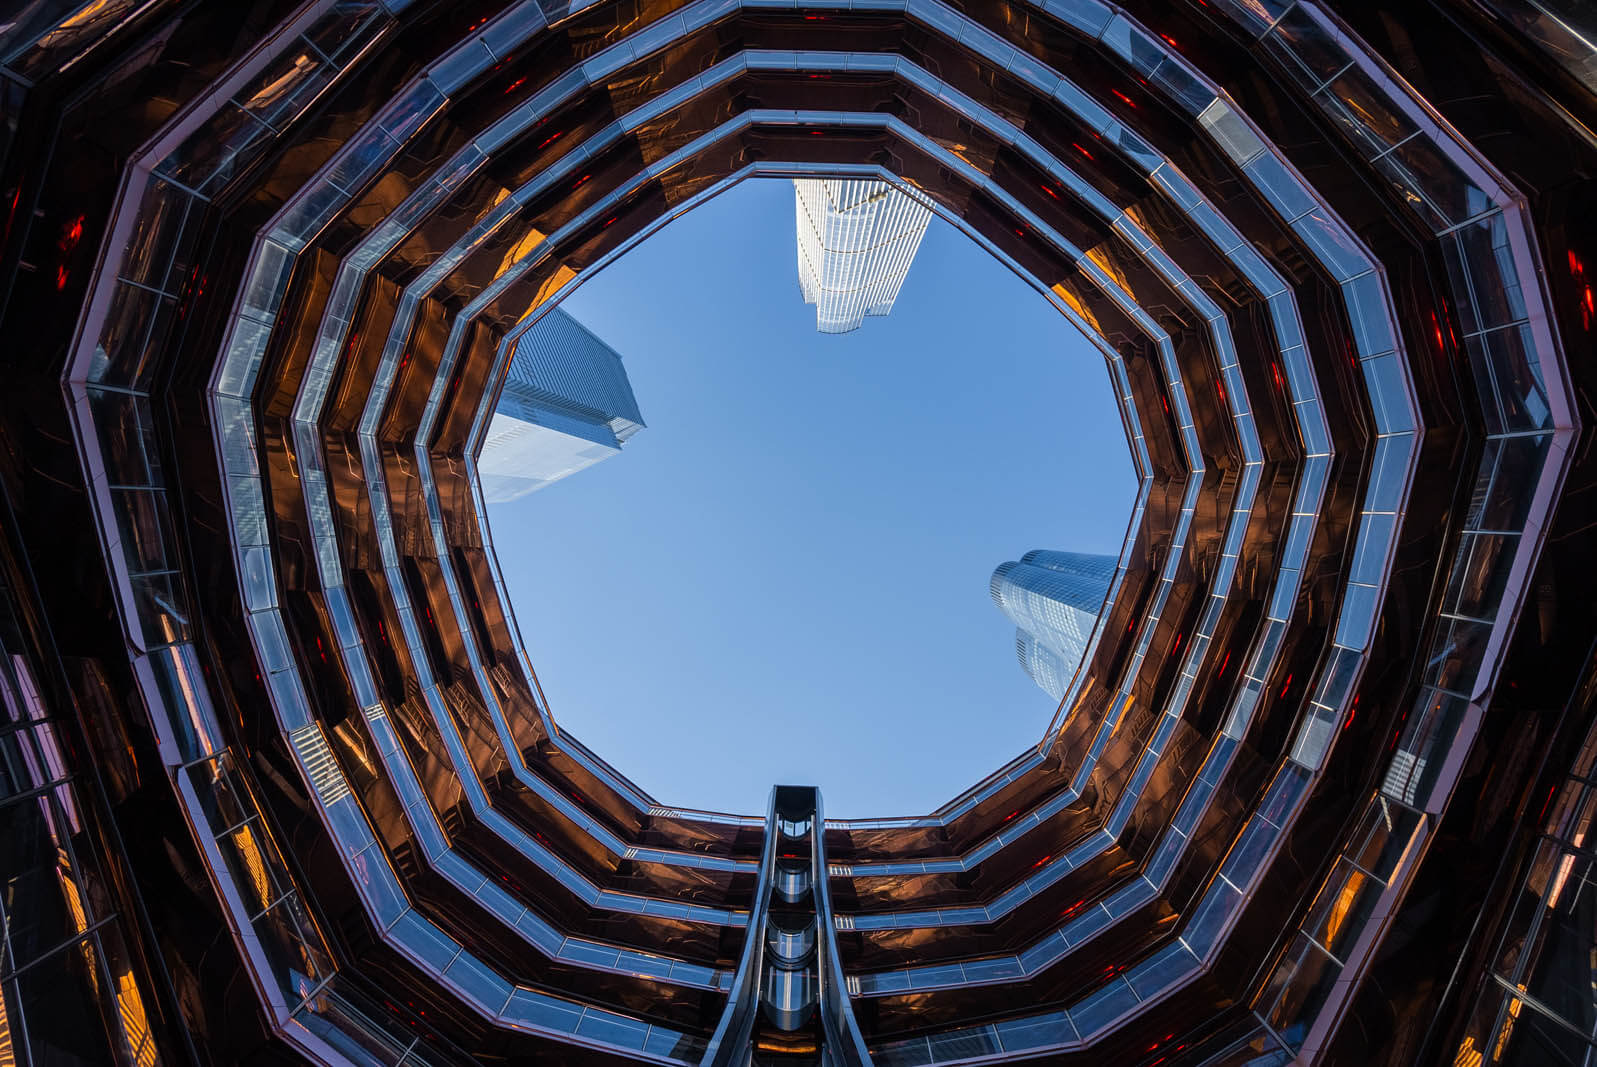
[
  {"xmin": 812, "ymin": 789, "xmax": 873, "ymax": 1067},
  {"xmin": 701, "ymin": 790, "xmax": 781, "ymax": 1065}
]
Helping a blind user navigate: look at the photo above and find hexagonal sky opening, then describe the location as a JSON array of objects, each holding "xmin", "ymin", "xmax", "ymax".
[{"xmin": 487, "ymin": 177, "xmax": 1136, "ymax": 816}]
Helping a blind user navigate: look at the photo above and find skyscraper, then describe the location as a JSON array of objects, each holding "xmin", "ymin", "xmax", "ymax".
[
  {"xmin": 992, "ymin": 551, "xmax": 1118, "ymax": 701},
  {"xmin": 478, "ymin": 308, "xmax": 644, "ymax": 503},
  {"xmin": 793, "ymin": 178, "xmax": 932, "ymax": 333},
  {"xmin": 0, "ymin": 2, "xmax": 1593, "ymax": 1065}
]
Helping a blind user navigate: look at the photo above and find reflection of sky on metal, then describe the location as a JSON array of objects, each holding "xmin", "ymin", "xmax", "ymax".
[{"xmin": 491, "ymin": 178, "xmax": 1134, "ymax": 817}]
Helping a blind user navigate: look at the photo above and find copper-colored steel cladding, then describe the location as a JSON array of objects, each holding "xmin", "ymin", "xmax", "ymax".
[{"xmin": 0, "ymin": 1, "xmax": 1591, "ymax": 1064}]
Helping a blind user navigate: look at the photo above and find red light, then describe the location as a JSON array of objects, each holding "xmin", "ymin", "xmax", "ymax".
[
  {"xmin": 1538, "ymin": 783, "xmax": 1557, "ymax": 821},
  {"xmin": 1278, "ymin": 673, "xmax": 1293, "ymax": 699},
  {"xmin": 1040, "ymin": 183, "xmax": 1059, "ymax": 200},
  {"xmin": 572, "ymin": 173, "xmax": 591, "ymax": 188},
  {"xmin": 536, "ymin": 130, "xmax": 564, "ymax": 150},
  {"xmin": 503, "ymin": 76, "xmax": 527, "ymax": 94},
  {"xmin": 1, "ymin": 186, "xmax": 19, "ymax": 247},
  {"xmin": 55, "ymin": 213, "xmax": 84, "ymax": 290},
  {"xmin": 1070, "ymin": 141, "xmax": 1095, "ymax": 161},
  {"xmin": 1112, "ymin": 89, "xmax": 1137, "ymax": 108},
  {"xmin": 1160, "ymin": 34, "xmax": 1180, "ymax": 49}
]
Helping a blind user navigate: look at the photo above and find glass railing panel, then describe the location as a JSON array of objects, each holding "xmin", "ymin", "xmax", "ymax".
[
  {"xmin": 1301, "ymin": 858, "xmax": 1381, "ymax": 964},
  {"xmin": 1071, "ymin": 975, "xmax": 1137, "ymax": 1039},
  {"xmin": 1257, "ymin": 932, "xmax": 1341, "ymax": 1051},
  {"xmin": 1374, "ymin": 133, "xmax": 1492, "ymax": 229},
  {"xmin": 1382, "ymin": 689, "xmax": 1471, "ymax": 810},
  {"xmin": 1126, "ymin": 939, "xmax": 1200, "ymax": 1001},
  {"xmin": 1264, "ymin": 4, "xmax": 1351, "ymax": 87},
  {"xmin": 292, "ymin": 991, "xmax": 411, "ymax": 1066},
  {"xmin": 3, "ymin": 928, "xmax": 130, "ymax": 1066}
]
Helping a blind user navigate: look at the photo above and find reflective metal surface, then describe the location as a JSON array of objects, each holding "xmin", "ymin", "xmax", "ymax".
[{"xmin": 0, "ymin": 0, "xmax": 1589, "ymax": 1062}]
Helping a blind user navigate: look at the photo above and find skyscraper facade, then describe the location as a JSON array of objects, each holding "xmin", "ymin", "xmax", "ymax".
[
  {"xmin": 0, "ymin": 2, "xmax": 1593, "ymax": 1065},
  {"xmin": 992, "ymin": 551, "xmax": 1117, "ymax": 701},
  {"xmin": 794, "ymin": 178, "xmax": 932, "ymax": 333},
  {"xmin": 477, "ymin": 308, "xmax": 643, "ymax": 503}
]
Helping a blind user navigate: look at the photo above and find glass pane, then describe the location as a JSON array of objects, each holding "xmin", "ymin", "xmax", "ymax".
[
  {"xmin": 0, "ymin": 793, "xmax": 94, "ymax": 969},
  {"xmin": 11, "ymin": 940, "xmax": 118, "ymax": 1065},
  {"xmin": 88, "ymin": 390, "xmax": 163, "ymax": 488},
  {"xmin": 1265, "ymin": 6, "xmax": 1349, "ymax": 88},
  {"xmin": 119, "ymin": 179, "xmax": 191, "ymax": 292},
  {"xmin": 1521, "ymin": 849, "xmax": 1597, "ymax": 1036},
  {"xmin": 1376, "ymin": 133, "xmax": 1490, "ymax": 230},
  {"xmin": 1303, "ymin": 857, "xmax": 1380, "ymax": 961},
  {"xmin": 1348, "ymin": 795, "xmax": 1422, "ymax": 882},
  {"xmin": 1262, "ymin": 933, "xmax": 1341, "ymax": 1050},
  {"xmin": 1455, "ymin": 213, "xmax": 1528, "ymax": 332},
  {"xmin": 1444, "ymin": 533, "xmax": 1518, "ymax": 622},
  {"xmin": 96, "ymin": 924, "xmax": 163, "ymax": 1066},
  {"xmin": 88, "ymin": 283, "xmax": 161, "ymax": 388},
  {"xmin": 1480, "ymin": 323, "xmax": 1551, "ymax": 432}
]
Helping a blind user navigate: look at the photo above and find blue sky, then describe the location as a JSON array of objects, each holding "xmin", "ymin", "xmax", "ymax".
[{"xmin": 490, "ymin": 177, "xmax": 1133, "ymax": 817}]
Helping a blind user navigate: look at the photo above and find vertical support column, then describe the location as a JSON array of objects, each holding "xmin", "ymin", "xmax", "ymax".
[{"xmin": 702, "ymin": 786, "xmax": 870, "ymax": 1066}]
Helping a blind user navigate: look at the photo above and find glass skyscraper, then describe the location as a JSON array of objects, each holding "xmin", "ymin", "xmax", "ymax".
[
  {"xmin": 992, "ymin": 551, "xmax": 1118, "ymax": 701},
  {"xmin": 478, "ymin": 308, "xmax": 643, "ymax": 503},
  {"xmin": 0, "ymin": 2, "xmax": 1593, "ymax": 1064},
  {"xmin": 793, "ymin": 178, "xmax": 932, "ymax": 333}
]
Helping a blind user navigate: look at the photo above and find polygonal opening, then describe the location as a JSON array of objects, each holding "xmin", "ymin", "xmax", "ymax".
[{"xmin": 484, "ymin": 177, "xmax": 1136, "ymax": 816}]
